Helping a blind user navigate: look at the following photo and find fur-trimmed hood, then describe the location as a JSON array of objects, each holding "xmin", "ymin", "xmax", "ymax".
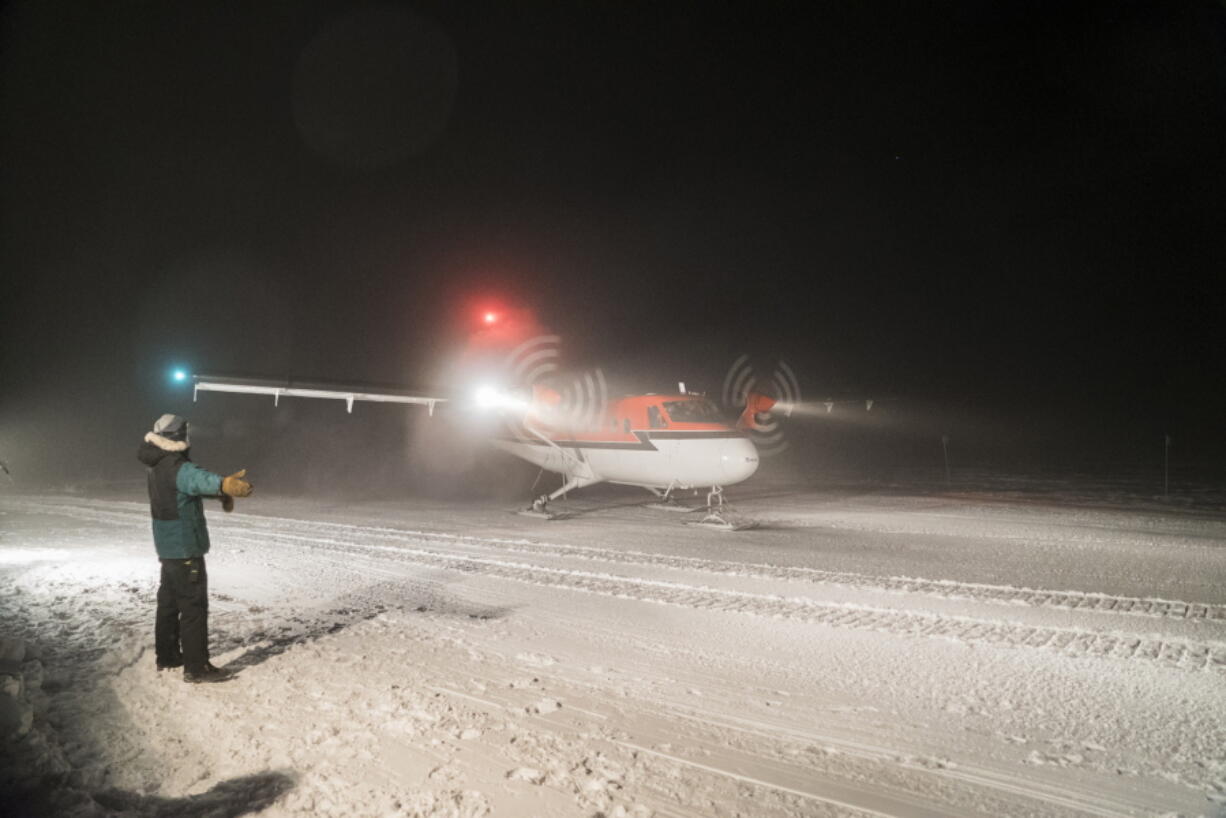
[
  {"xmin": 144, "ymin": 431, "xmax": 189, "ymax": 452},
  {"xmin": 138, "ymin": 434, "xmax": 190, "ymax": 468}
]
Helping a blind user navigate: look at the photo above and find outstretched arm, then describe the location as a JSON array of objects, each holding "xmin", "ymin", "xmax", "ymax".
[
  {"xmin": 176, "ymin": 462, "xmax": 223, "ymax": 497},
  {"xmin": 177, "ymin": 463, "xmax": 253, "ymax": 512}
]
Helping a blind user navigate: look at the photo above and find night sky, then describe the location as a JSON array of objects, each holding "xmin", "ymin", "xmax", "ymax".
[{"xmin": 3, "ymin": 1, "xmax": 1225, "ymax": 487}]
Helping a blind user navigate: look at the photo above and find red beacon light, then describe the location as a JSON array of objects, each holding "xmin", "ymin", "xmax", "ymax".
[{"xmin": 482, "ymin": 311, "xmax": 498, "ymax": 325}]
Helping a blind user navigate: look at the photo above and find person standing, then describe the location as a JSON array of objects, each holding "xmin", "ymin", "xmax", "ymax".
[{"xmin": 137, "ymin": 414, "xmax": 252, "ymax": 683}]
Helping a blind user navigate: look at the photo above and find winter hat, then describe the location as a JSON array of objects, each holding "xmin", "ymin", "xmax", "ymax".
[{"xmin": 152, "ymin": 414, "xmax": 189, "ymax": 442}]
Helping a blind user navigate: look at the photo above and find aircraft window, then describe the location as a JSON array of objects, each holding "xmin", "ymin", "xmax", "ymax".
[
  {"xmin": 663, "ymin": 398, "xmax": 724, "ymax": 423},
  {"xmin": 623, "ymin": 418, "xmax": 631, "ymax": 434},
  {"xmin": 647, "ymin": 405, "xmax": 668, "ymax": 429}
]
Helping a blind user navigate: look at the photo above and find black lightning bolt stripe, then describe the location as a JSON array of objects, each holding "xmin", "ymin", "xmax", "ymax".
[{"xmin": 495, "ymin": 430, "xmax": 746, "ymax": 451}]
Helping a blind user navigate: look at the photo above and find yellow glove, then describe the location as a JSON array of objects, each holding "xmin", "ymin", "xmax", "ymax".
[{"xmin": 221, "ymin": 469, "xmax": 253, "ymax": 498}]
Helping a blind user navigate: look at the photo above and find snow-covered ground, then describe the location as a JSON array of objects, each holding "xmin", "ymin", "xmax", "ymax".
[{"xmin": 2, "ymin": 482, "xmax": 1225, "ymax": 817}]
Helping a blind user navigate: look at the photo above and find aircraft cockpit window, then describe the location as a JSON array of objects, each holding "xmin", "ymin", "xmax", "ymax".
[
  {"xmin": 647, "ymin": 405, "xmax": 668, "ymax": 429},
  {"xmin": 623, "ymin": 418, "xmax": 631, "ymax": 434},
  {"xmin": 663, "ymin": 398, "xmax": 723, "ymax": 423}
]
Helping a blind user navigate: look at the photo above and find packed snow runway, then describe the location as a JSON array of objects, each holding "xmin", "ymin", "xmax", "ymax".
[{"xmin": 2, "ymin": 486, "xmax": 1225, "ymax": 817}]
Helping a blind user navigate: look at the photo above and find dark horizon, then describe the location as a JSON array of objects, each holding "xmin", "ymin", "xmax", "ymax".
[{"xmin": 3, "ymin": 1, "xmax": 1224, "ymax": 487}]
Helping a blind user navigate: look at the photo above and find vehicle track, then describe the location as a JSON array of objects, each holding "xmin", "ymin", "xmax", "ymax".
[
  {"xmin": 232, "ymin": 529, "xmax": 1226, "ymax": 674},
  {"xmin": 19, "ymin": 497, "xmax": 1226, "ymax": 623},
  {"xmin": 13, "ymin": 498, "xmax": 1226, "ymax": 673},
  {"xmin": 395, "ymin": 532, "xmax": 1226, "ymax": 622}
]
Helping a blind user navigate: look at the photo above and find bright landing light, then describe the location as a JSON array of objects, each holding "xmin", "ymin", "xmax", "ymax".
[
  {"xmin": 172, "ymin": 369, "xmax": 188, "ymax": 382},
  {"xmin": 475, "ymin": 384, "xmax": 500, "ymax": 408},
  {"xmin": 473, "ymin": 384, "xmax": 526, "ymax": 411}
]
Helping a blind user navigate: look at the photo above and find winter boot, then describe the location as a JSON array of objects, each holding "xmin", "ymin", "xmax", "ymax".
[{"xmin": 183, "ymin": 662, "xmax": 232, "ymax": 684}]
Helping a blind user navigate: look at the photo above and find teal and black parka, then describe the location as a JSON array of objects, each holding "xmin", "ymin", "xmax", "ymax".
[{"xmin": 137, "ymin": 433, "xmax": 223, "ymax": 559}]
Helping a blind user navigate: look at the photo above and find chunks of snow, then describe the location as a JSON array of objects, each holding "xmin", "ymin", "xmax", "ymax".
[{"xmin": 505, "ymin": 767, "xmax": 546, "ymax": 784}]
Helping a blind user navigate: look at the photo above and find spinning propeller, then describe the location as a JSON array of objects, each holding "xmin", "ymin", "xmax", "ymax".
[
  {"xmin": 500, "ymin": 334, "xmax": 607, "ymax": 435},
  {"xmin": 721, "ymin": 354, "xmax": 801, "ymax": 457}
]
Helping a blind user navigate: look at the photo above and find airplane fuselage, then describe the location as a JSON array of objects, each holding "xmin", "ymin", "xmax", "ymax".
[{"xmin": 495, "ymin": 393, "xmax": 760, "ymax": 491}]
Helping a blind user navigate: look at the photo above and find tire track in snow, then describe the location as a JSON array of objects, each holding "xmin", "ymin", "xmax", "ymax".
[
  {"xmin": 13, "ymin": 498, "xmax": 1226, "ymax": 673},
  {"xmin": 230, "ymin": 527, "xmax": 1226, "ymax": 675},
  {"xmin": 430, "ymin": 535, "xmax": 1226, "ymax": 623},
  {"xmin": 15, "ymin": 497, "xmax": 1226, "ymax": 624},
  {"xmin": 231, "ymin": 509, "xmax": 1226, "ymax": 624}
]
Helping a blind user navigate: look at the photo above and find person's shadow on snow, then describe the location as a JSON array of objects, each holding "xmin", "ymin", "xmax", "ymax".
[{"xmin": 89, "ymin": 771, "xmax": 295, "ymax": 817}]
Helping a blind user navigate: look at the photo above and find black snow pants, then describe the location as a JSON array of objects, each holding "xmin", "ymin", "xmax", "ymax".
[{"xmin": 155, "ymin": 557, "xmax": 209, "ymax": 672}]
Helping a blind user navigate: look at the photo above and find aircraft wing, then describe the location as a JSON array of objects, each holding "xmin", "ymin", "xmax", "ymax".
[{"xmin": 192, "ymin": 374, "xmax": 445, "ymax": 414}]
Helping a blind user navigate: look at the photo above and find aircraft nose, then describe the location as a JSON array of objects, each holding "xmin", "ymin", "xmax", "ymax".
[{"xmin": 719, "ymin": 437, "xmax": 760, "ymax": 485}]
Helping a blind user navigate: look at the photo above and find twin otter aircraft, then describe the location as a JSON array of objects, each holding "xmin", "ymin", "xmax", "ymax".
[{"xmin": 191, "ymin": 372, "xmax": 782, "ymax": 530}]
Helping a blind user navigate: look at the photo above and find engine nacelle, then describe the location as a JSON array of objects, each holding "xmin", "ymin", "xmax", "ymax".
[{"xmin": 736, "ymin": 392, "xmax": 778, "ymax": 431}]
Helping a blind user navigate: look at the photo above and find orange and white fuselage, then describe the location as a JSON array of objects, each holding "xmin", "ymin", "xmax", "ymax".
[{"xmin": 494, "ymin": 393, "xmax": 760, "ymax": 491}]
